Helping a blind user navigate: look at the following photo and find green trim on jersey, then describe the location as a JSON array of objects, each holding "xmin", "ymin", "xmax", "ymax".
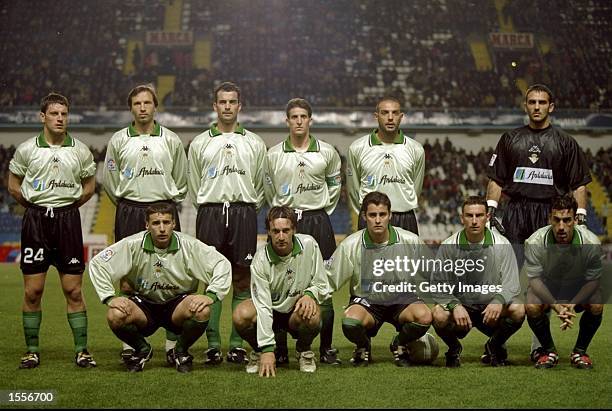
[
  {"xmin": 142, "ymin": 232, "xmax": 180, "ymax": 253},
  {"xmin": 282, "ymin": 135, "xmax": 320, "ymax": 153},
  {"xmin": 265, "ymin": 236, "xmax": 304, "ymax": 264},
  {"xmin": 458, "ymin": 227, "xmax": 494, "ymax": 249},
  {"xmin": 127, "ymin": 121, "xmax": 162, "ymax": 137},
  {"xmin": 545, "ymin": 227, "xmax": 582, "ymax": 245},
  {"xmin": 209, "ymin": 122, "xmax": 246, "ymax": 137},
  {"xmin": 369, "ymin": 129, "xmax": 405, "ymax": 145},
  {"xmin": 362, "ymin": 225, "xmax": 399, "ymax": 248},
  {"xmin": 36, "ymin": 132, "xmax": 74, "ymax": 148}
]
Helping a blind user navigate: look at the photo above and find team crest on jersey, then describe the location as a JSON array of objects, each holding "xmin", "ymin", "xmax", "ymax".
[
  {"xmin": 528, "ymin": 145, "xmax": 541, "ymax": 164},
  {"xmin": 98, "ymin": 249, "xmax": 115, "ymax": 262},
  {"xmin": 140, "ymin": 145, "xmax": 150, "ymax": 163},
  {"xmin": 280, "ymin": 183, "xmax": 291, "ymax": 196},
  {"xmin": 365, "ymin": 175, "xmax": 376, "ymax": 187},
  {"xmin": 297, "ymin": 161, "xmax": 307, "ymax": 179},
  {"xmin": 285, "ymin": 268, "xmax": 295, "ymax": 287},
  {"xmin": 207, "ymin": 166, "xmax": 217, "ymax": 179},
  {"xmin": 153, "ymin": 260, "xmax": 164, "ymax": 278},
  {"xmin": 106, "ymin": 158, "xmax": 117, "ymax": 171},
  {"xmin": 382, "ymin": 153, "xmax": 393, "ymax": 168},
  {"xmin": 50, "ymin": 156, "xmax": 61, "ymax": 175},
  {"xmin": 223, "ymin": 143, "xmax": 235, "ymax": 163}
]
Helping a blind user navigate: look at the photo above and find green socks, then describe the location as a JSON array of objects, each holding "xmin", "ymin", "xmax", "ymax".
[
  {"xmin": 111, "ymin": 324, "xmax": 150, "ymax": 354},
  {"xmin": 397, "ymin": 321, "xmax": 430, "ymax": 346},
  {"xmin": 319, "ymin": 298, "xmax": 335, "ymax": 351},
  {"xmin": 205, "ymin": 299, "xmax": 223, "ymax": 348},
  {"xmin": 527, "ymin": 313, "xmax": 555, "ymax": 352},
  {"xmin": 67, "ymin": 311, "xmax": 89, "ymax": 353},
  {"xmin": 23, "ymin": 311, "xmax": 42, "ymax": 353},
  {"xmin": 229, "ymin": 291, "xmax": 250, "ymax": 349},
  {"xmin": 574, "ymin": 311, "xmax": 603, "ymax": 353},
  {"xmin": 176, "ymin": 318, "xmax": 208, "ymax": 353},
  {"xmin": 342, "ymin": 318, "xmax": 370, "ymax": 349}
]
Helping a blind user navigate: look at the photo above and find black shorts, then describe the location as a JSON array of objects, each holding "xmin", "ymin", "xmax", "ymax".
[
  {"xmin": 115, "ymin": 198, "xmax": 181, "ymax": 241},
  {"xmin": 129, "ymin": 294, "xmax": 188, "ymax": 337},
  {"xmin": 347, "ymin": 295, "xmax": 423, "ymax": 337},
  {"xmin": 271, "ymin": 309, "xmax": 300, "ymax": 340},
  {"xmin": 503, "ymin": 198, "xmax": 550, "ymax": 244},
  {"xmin": 21, "ymin": 203, "xmax": 84, "ymax": 275},
  {"xmin": 196, "ymin": 203, "xmax": 257, "ymax": 267},
  {"xmin": 358, "ymin": 209, "xmax": 419, "ymax": 235},
  {"xmin": 295, "ymin": 209, "xmax": 336, "ymax": 260}
]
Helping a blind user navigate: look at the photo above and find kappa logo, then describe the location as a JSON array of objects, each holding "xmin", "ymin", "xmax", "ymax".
[
  {"xmin": 154, "ymin": 261, "xmax": 163, "ymax": 268},
  {"xmin": 383, "ymin": 153, "xmax": 393, "ymax": 168},
  {"xmin": 245, "ymin": 253, "xmax": 253, "ymax": 261},
  {"xmin": 68, "ymin": 258, "xmax": 80, "ymax": 264}
]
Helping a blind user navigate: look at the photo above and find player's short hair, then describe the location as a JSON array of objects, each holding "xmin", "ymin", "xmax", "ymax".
[
  {"xmin": 214, "ymin": 81, "xmax": 241, "ymax": 103},
  {"xmin": 145, "ymin": 202, "xmax": 176, "ymax": 222},
  {"xmin": 375, "ymin": 95, "xmax": 402, "ymax": 112},
  {"xmin": 265, "ymin": 206, "xmax": 297, "ymax": 230},
  {"xmin": 127, "ymin": 84, "xmax": 159, "ymax": 108},
  {"xmin": 551, "ymin": 195, "xmax": 577, "ymax": 216},
  {"xmin": 40, "ymin": 92, "xmax": 69, "ymax": 113},
  {"xmin": 462, "ymin": 196, "xmax": 487, "ymax": 213},
  {"xmin": 525, "ymin": 84, "xmax": 554, "ymax": 104},
  {"xmin": 286, "ymin": 98, "xmax": 312, "ymax": 118},
  {"xmin": 361, "ymin": 191, "xmax": 392, "ymax": 215}
]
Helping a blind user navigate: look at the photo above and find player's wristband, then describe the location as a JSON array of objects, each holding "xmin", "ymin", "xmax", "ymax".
[{"xmin": 445, "ymin": 302, "xmax": 460, "ymax": 311}]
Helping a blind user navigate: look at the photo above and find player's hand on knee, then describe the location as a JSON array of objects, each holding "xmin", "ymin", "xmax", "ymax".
[
  {"xmin": 295, "ymin": 295, "xmax": 317, "ymax": 321},
  {"xmin": 482, "ymin": 304, "xmax": 502, "ymax": 326},
  {"xmin": 259, "ymin": 352, "xmax": 276, "ymax": 378},
  {"xmin": 188, "ymin": 295, "xmax": 214, "ymax": 314},
  {"xmin": 108, "ymin": 296, "xmax": 131, "ymax": 316},
  {"xmin": 452, "ymin": 305, "xmax": 472, "ymax": 330}
]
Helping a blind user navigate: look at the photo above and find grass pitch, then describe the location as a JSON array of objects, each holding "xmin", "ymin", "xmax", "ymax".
[{"xmin": 0, "ymin": 263, "xmax": 610, "ymax": 409}]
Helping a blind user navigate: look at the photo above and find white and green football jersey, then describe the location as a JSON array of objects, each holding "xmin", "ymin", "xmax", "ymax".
[
  {"xmin": 264, "ymin": 136, "xmax": 341, "ymax": 214},
  {"xmin": 89, "ymin": 230, "xmax": 232, "ymax": 304},
  {"xmin": 9, "ymin": 132, "xmax": 96, "ymax": 208},
  {"xmin": 250, "ymin": 233, "xmax": 331, "ymax": 350},
  {"xmin": 188, "ymin": 123, "xmax": 266, "ymax": 209},
  {"xmin": 102, "ymin": 122, "xmax": 188, "ymax": 204},
  {"xmin": 347, "ymin": 130, "xmax": 424, "ymax": 213}
]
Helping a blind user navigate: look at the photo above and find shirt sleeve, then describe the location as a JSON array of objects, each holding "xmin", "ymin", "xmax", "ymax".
[
  {"xmin": 304, "ymin": 241, "xmax": 332, "ymax": 303},
  {"xmin": 186, "ymin": 241, "xmax": 232, "ymax": 302},
  {"xmin": 324, "ymin": 147, "xmax": 342, "ymax": 215},
  {"xmin": 413, "ymin": 145, "xmax": 425, "ymax": 198},
  {"xmin": 346, "ymin": 145, "xmax": 361, "ymax": 214},
  {"xmin": 79, "ymin": 144, "xmax": 97, "ymax": 179},
  {"xmin": 250, "ymin": 258, "xmax": 275, "ymax": 350},
  {"xmin": 187, "ymin": 138, "xmax": 203, "ymax": 208},
  {"xmin": 88, "ymin": 242, "xmax": 134, "ymax": 303},
  {"xmin": 564, "ymin": 136, "xmax": 592, "ymax": 190},
  {"xmin": 325, "ymin": 242, "xmax": 354, "ymax": 293},
  {"xmin": 102, "ymin": 138, "xmax": 120, "ymax": 205},
  {"xmin": 253, "ymin": 140, "xmax": 267, "ymax": 211},
  {"xmin": 495, "ymin": 244, "xmax": 521, "ymax": 303},
  {"xmin": 263, "ymin": 150, "xmax": 276, "ymax": 207},
  {"xmin": 171, "ymin": 135, "xmax": 188, "ymax": 202},
  {"xmin": 8, "ymin": 143, "xmax": 29, "ymax": 177},
  {"xmin": 486, "ymin": 133, "xmax": 510, "ymax": 185}
]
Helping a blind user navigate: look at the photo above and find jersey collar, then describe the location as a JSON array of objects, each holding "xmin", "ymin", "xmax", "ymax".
[
  {"xmin": 36, "ymin": 132, "xmax": 74, "ymax": 148},
  {"xmin": 209, "ymin": 122, "xmax": 246, "ymax": 137},
  {"xmin": 142, "ymin": 232, "xmax": 180, "ymax": 253},
  {"xmin": 362, "ymin": 225, "xmax": 399, "ymax": 249},
  {"xmin": 282, "ymin": 135, "xmax": 320, "ymax": 152},
  {"xmin": 265, "ymin": 235, "xmax": 304, "ymax": 265},
  {"xmin": 458, "ymin": 227, "xmax": 494, "ymax": 249},
  {"xmin": 127, "ymin": 121, "xmax": 161, "ymax": 137},
  {"xmin": 369, "ymin": 129, "xmax": 405, "ymax": 146},
  {"xmin": 545, "ymin": 226, "xmax": 582, "ymax": 245}
]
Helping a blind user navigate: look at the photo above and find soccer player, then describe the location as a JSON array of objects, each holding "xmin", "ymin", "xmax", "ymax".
[
  {"xmin": 233, "ymin": 206, "xmax": 330, "ymax": 377},
  {"xmin": 188, "ymin": 81, "xmax": 267, "ymax": 365},
  {"xmin": 8, "ymin": 92, "xmax": 97, "ymax": 369},
  {"xmin": 524, "ymin": 195, "xmax": 603, "ymax": 369},
  {"xmin": 485, "ymin": 84, "xmax": 592, "ymax": 357},
  {"xmin": 88, "ymin": 203, "xmax": 232, "ymax": 373},
  {"xmin": 347, "ymin": 96, "xmax": 424, "ymax": 234},
  {"xmin": 431, "ymin": 196, "xmax": 524, "ymax": 368},
  {"xmin": 103, "ymin": 83, "xmax": 188, "ymax": 364},
  {"xmin": 326, "ymin": 191, "xmax": 432, "ymax": 366},
  {"xmin": 264, "ymin": 98, "xmax": 342, "ymax": 365},
  {"xmin": 486, "ymin": 83, "xmax": 591, "ymax": 243}
]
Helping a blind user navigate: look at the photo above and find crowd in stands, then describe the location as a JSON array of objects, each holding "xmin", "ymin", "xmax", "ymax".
[{"xmin": 1, "ymin": 0, "xmax": 611, "ymax": 110}]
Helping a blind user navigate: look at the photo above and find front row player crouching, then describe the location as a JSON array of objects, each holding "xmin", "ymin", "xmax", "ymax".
[
  {"xmin": 233, "ymin": 206, "xmax": 330, "ymax": 377},
  {"xmin": 326, "ymin": 191, "xmax": 432, "ymax": 367},
  {"xmin": 524, "ymin": 195, "xmax": 604, "ymax": 369},
  {"xmin": 88, "ymin": 203, "xmax": 231, "ymax": 372},
  {"xmin": 431, "ymin": 196, "xmax": 524, "ymax": 368}
]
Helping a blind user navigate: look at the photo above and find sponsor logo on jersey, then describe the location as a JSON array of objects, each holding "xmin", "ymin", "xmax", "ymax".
[
  {"xmin": 207, "ymin": 166, "xmax": 217, "ymax": 179},
  {"xmin": 106, "ymin": 158, "xmax": 117, "ymax": 171},
  {"xmin": 136, "ymin": 167, "xmax": 165, "ymax": 178},
  {"xmin": 32, "ymin": 179, "xmax": 46, "ymax": 191},
  {"xmin": 326, "ymin": 174, "xmax": 342, "ymax": 187},
  {"xmin": 379, "ymin": 175, "xmax": 405, "ymax": 185},
  {"xmin": 488, "ymin": 154, "xmax": 497, "ymax": 166},
  {"xmin": 123, "ymin": 167, "xmax": 134, "ymax": 179},
  {"xmin": 513, "ymin": 167, "xmax": 553, "ymax": 185},
  {"xmin": 48, "ymin": 179, "xmax": 76, "ymax": 189},
  {"xmin": 280, "ymin": 183, "xmax": 291, "ymax": 196},
  {"xmin": 221, "ymin": 165, "xmax": 246, "ymax": 176},
  {"xmin": 365, "ymin": 175, "xmax": 376, "ymax": 187},
  {"xmin": 150, "ymin": 282, "xmax": 180, "ymax": 291},
  {"xmin": 68, "ymin": 257, "xmax": 80, "ymax": 264},
  {"xmin": 296, "ymin": 183, "xmax": 321, "ymax": 194},
  {"xmin": 99, "ymin": 249, "xmax": 115, "ymax": 262}
]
